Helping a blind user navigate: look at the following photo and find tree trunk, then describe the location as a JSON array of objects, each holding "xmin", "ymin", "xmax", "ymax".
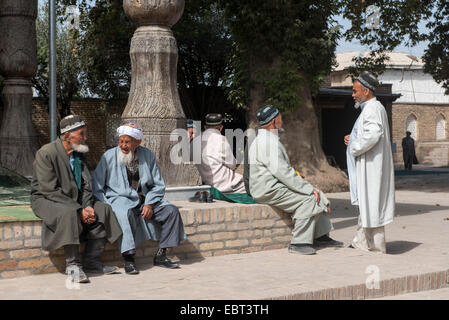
[{"xmin": 247, "ymin": 57, "xmax": 348, "ymax": 193}]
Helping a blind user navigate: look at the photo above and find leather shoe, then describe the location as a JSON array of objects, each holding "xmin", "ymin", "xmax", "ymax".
[
  {"xmin": 313, "ymin": 235, "xmax": 344, "ymax": 248},
  {"xmin": 153, "ymin": 255, "xmax": 180, "ymax": 269},
  {"xmin": 124, "ymin": 261, "xmax": 139, "ymax": 275},
  {"xmin": 288, "ymin": 244, "xmax": 316, "ymax": 255},
  {"xmin": 188, "ymin": 191, "xmax": 201, "ymax": 202},
  {"xmin": 199, "ymin": 191, "xmax": 208, "ymax": 203},
  {"xmin": 83, "ymin": 261, "xmax": 119, "ymax": 274},
  {"xmin": 206, "ymin": 192, "xmax": 214, "ymax": 203}
]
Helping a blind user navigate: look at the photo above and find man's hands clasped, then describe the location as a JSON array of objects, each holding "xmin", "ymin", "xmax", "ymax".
[{"xmin": 80, "ymin": 206, "xmax": 96, "ymax": 224}]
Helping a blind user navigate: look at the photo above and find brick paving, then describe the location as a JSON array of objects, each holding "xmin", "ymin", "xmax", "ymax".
[{"xmin": 0, "ymin": 187, "xmax": 448, "ymax": 300}]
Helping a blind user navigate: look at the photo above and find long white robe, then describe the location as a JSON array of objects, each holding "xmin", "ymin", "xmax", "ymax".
[
  {"xmin": 349, "ymin": 97, "xmax": 395, "ymax": 228},
  {"xmin": 193, "ymin": 128, "xmax": 246, "ymax": 193}
]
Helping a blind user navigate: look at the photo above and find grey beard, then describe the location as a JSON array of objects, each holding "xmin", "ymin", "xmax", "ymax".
[
  {"xmin": 72, "ymin": 143, "xmax": 89, "ymax": 153},
  {"xmin": 118, "ymin": 150, "xmax": 134, "ymax": 167}
]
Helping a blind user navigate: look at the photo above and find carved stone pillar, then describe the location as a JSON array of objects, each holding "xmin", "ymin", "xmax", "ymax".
[
  {"xmin": 123, "ymin": 0, "xmax": 200, "ymax": 186},
  {"xmin": 0, "ymin": 0, "xmax": 38, "ymax": 177}
]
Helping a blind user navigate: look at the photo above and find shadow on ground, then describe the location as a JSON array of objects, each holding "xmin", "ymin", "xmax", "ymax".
[
  {"xmin": 395, "ymin": 173, "xmax": 449, "ymax": 192},
  {"xmin": 329, "ymin": 198, "xmax": 449, "ymax": 231},
  {"xmin": 386, "ymin": 241, "xmax": 422, "ymax": 255}
]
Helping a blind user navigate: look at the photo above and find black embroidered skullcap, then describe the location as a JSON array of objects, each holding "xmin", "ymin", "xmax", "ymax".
[
  {"xmin": 186, "ymin": 119, "xmax": 194, "ymax": 128},
  {"xmin": 356, "ymin": 71, "xmax": 379, "ymax": 92},
  {"xmin": 205, "ymin": 113, "xmax": 223, "ymax": 126},
  {"xmin": 256, "ymin": 105, "xmax": 280, "ymax": 125},
  {"xmin": 60, "ymin": 115, "xmax": 86, "ymax": 134}
]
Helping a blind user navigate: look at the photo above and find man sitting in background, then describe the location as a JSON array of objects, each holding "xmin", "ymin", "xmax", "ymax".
[{"xmin": 192, "ymin": 113, "xmax": 255, "ymax": 203}]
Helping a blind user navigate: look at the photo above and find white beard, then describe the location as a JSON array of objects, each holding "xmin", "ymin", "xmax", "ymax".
[
  {"xmin": 72, "ymin": 143, "xmax": 89, "ymax": 153},
  {"xmin": 118, "ymin": 150, "xmax": 134, "ymax": 167}
]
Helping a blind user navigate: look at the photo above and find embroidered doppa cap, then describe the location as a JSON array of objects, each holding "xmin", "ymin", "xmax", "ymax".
[
  {"xmin": 356, "ymin": 71, "xmax": 379, "ymax": 92},
  {"xmin": 186, "ymin": 119, "xmax": 195, "ymax": 128},
  {"xmin": 205, "ymin": 113, "xmax": 223, "ymax": 126},
  {"xmin": 117, "ymin": 122, "xmax": 144, "ymax": 141},
  {"xmin": 60, "ymin": 115, "xmax": 86, "ymax": 134},
  {"xmin": 256, "ymin": 105, "xmax": 280, "ymax": 125}
]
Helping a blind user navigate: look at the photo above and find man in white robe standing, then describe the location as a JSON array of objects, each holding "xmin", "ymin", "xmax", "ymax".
[
  {"xmin": 92, "ymin": 123, "xmax": 186, "ymax": 274},
  {"xmin": 344, "ymin": 72, "xmax": 395, "ymax": 254},
  {"xmin": 248, "ymin": 105, "xmax": 343, "ymax": 255}
]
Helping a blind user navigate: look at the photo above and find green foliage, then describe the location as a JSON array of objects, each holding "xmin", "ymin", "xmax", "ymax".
[
  {"xmin": 341, "ymin": 0, "xmax": 434, "ymax": 51},
  {"xmin": 58, "ymin": 0, "xmax": 135, "ymax": 100},
  {"xmin": 219, "ymin": 0, "xmax": 341, "ymax": 115},
  {"xmin": 423, "ymin": 1, "xmax": 449, "ymax": 94},
  {"xmin": 346, "ymin": 51, "xmax": 390, "ymax": 80},
  {"xmin": 174, "ymin": 0, "xmax": 234, "ymax": 119},
  {"xmin": 262, "ymin": 62, "xmax": 303, "ymax": 114},
  {"xmin": 341, "ymin": 0, "xmax": 449, "ymax": 94},
  {"xmin": 33, "ymin": 3, "xmax": 83, "ymax": 117}
]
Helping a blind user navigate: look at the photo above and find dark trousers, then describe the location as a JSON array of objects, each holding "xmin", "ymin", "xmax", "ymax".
[
  {"xmin": 79, "ymin": 218, "xmax": 107, "ymax": 241},
  {"xmin": 403, "ymin": 154, "xmax": 413, "ymax": 170},
  {"xmin": 124, "ymin": 204, "xmax": 184, "ymax": 256}
]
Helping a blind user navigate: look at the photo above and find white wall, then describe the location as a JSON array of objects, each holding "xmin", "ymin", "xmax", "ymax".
[{"xmin": 379, "ymin": 69, "xmax": 449, "ymax": 104}]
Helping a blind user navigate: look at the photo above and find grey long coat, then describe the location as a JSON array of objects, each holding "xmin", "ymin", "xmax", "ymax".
[
  {"xmin": 30, "ymin": 139, "xmax": 122, "ymax": 250},
  {"xmin": 248, "ymin": 129, "xmax": 330, "ymax": 221}
]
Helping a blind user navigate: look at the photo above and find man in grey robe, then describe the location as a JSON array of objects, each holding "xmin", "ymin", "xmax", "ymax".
[
  {"xmin": 31, "ymin": 115, "xmax": 122, "ymax": 283},
  {"xmin": 92, "ymin": 123, "xmax": 186, "ymax": 275},
  {"xmin": 247, "ymin": 105, "xmax": 343, "ymax": 255}
]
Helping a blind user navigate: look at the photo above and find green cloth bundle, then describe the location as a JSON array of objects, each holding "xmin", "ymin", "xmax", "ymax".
[{"xmin": 209, "ymin": 186, "xmax": 257, "ymax": 204}]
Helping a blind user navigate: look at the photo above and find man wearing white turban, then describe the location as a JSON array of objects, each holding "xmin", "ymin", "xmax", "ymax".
[{"xmin": 92, "ymin": 123, "xmax": 186, "ymax": 274}]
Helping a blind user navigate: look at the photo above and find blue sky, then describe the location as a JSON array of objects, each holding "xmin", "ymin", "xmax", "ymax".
[
  {"xmin": 38, "ymin": 0, "xmax": 429, "ymax": 57},
  {"xmin": 334, "ymin": 14, "xmax": 429, "ymax": 57}
]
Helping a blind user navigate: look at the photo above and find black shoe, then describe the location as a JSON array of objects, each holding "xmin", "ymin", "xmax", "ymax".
[
  {"xmin": 288, "ymin": 244, "xmax": 316, "ymax": 255},
  {"xmin": 124, "ymin": 261, "xmax": 139, "ymax": 275},
  {"xmin": 83, "ymin": 261, "xmax": 119, "ymax": 275},
  {"xmin": 153, "ymin": 255, "xmax": 180, "ymax": 269},
  {"xmin": 199, "ymin": 191, "xmax": 208, "ymax": 203},
  {"xmin": 313, "ymin": 235, "xmax": 344, "ymax": 248},
  {"xmin": 206, "ymin": 192, "xmax": 214, "ymax": 203},
  {"xmin": 188, "ymin": 191, "xmax": 201, "ymax": 202}
]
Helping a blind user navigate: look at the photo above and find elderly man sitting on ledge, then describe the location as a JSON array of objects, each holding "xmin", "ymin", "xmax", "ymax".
[
  {"xmin": 191, "ymin": 113, "xmax": 255, "ymax": 204},
  {"xmin": 31, "ymin": 115, "xmax": 122, "ymax": 284},
  {"xmin": 92, "ymin": 123, "xmax": 187, "ymax": 275},
  {"xmin": 247, "ymin": 105, "xmax": 343, "ymax": 255}
]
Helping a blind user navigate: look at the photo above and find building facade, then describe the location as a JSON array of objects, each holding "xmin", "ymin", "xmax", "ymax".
[{"xmin": 332, "ymin": 51, "xmax": 449, "ymax": 167}]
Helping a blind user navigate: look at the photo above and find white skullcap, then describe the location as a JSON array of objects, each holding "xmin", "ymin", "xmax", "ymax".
[{"xmin": 117, "ymin": 123, "xmax": 144, "ymax": 141}]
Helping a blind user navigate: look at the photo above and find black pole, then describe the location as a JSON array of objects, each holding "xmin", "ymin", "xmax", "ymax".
[{"xmin": 49, "ymin": 0, "xmax": 57, "ymax": 140}]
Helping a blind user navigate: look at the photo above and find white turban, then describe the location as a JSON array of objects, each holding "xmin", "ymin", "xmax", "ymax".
[{"xmin": 117, "ymin": 124, "xmax": 144, "ymax": 141}]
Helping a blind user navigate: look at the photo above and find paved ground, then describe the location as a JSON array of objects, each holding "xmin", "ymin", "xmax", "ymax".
[{"xmin": 0, "ymin": 168, "xmax": 448, "ymax": 300}]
